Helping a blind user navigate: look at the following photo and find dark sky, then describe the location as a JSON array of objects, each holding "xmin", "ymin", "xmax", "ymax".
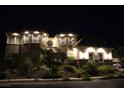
[{"xmin": 0, "ymin": 5, "xmax": 124, "ymax": 56}]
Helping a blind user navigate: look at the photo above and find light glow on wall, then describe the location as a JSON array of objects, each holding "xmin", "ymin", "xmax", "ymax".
[
  {"xmin": 97, "ymin": 48, "xmax": 106, "ymax": 53},
  {"xmin": 105, "ymin": 52, "xmax": 112, "ymax": 60},
  {"xmin": 43, "ymin": 33, "xmax": 47, "ymax": 36},
  {"xmin": 67, "ymin": 49, "xmax": 74, "ymax": 57},
  {"xmin": 85, "ymin": 47, "xmax": 96, "ymax": 53},
  {"xmin": 67, "ymin": 47, "xmax": 113, "ymax": 60},
  {"xmin": 79, "ymin": 51, "xmax": 84, "ymax": 59},
  {"xmin": 73, "ymin": 48, "xmax": 78, "ymax": 59},
  {"xmin": 52, "ymin": 37, "xmax": 58, "ymax": 47}
]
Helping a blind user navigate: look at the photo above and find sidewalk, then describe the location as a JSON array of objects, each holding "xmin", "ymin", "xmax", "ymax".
[{"xmin": 0, "ymin": 76, "xmax": 106, "ymax": 83}]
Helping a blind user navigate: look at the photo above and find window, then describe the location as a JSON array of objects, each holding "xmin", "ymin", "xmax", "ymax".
[
  {"xmin": 32, "ymin": 34, "xmax": 40, "ymax": 43},
  {"xmin": 67, "ymin": 37, "xmax": 71, "ymax": 45},
  {"xmin": 98, "ymin": 53, "xmax": 104, "ymax": 63},
  {"xmin": 23, "ymin": 35, "xmax": 30, "ymax": 44},
  {"xmin": 42, "ymin": 36, "xmax": 48, "ymax": 45},
  {"xmin": 59, "ymin": 37, "xmax": 66, "ymax": 45},
  {"xmin": 89, "ymin": 52, "xmax": 94, "ymax": 62},
  {"xmin": 70, "ymin": 37, "xmax": 76, "ymax": 45},
  {"xmin": 7, "ymin": 36, "xmax": 20, "ymax": 44}
]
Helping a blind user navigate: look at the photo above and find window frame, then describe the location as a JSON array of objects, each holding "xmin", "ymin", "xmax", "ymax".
[{"xmin": 98, "ymin": 53, "xmax": 104, "ymax": 63}]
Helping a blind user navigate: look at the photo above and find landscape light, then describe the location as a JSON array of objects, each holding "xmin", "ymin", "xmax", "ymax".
[
  {"xmin": 33, "ymin": 31, "xmax": 39, "ymax": 34},
  {"xmin": 12, "ymin": 33, "xmax": 19, "ymax": 36}
]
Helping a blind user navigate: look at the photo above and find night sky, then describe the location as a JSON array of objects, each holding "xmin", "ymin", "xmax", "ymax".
[{"xmin": 0, "ymin": 5, "xmax": 124, "ymax": 57}]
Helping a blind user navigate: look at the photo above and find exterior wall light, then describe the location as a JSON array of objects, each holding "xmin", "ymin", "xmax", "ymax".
[
  {"xmin": 24, "ymin": 31, "xmax": 29, "ymax": 34},
  {"xmin": 33, "ymin": 31, "xmax": 40, "ymax": 34},
  {"xmin": 59, "ymin": 34, "xmax": 65, "ymax": 37},
  {"xmin": 12, "ymin": 33, "xmax": 19, "ymax": 36},
  {"xmin": 68, "ymin": 33, "xmax": 74, "ymax": 37},
  {"xmin": 43, "ymin": 33, "xmax": 47, "ymax": 36}
]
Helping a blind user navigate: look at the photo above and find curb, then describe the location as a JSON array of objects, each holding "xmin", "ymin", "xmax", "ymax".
[{"xmin": 0, "ymin": 76, "xmax": 106, "ymax": 83}]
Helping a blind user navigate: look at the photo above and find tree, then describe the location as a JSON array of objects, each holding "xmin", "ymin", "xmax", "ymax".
[
  {"xmin": 43, "ymin": 48, "xmax": 66, "ymax": 79},
  {"xmin": 113, "ymin": 47, "xmax": 124, "ymax": 61}
]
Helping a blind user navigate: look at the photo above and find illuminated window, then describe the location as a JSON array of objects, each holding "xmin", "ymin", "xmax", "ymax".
[
  {"xmin": 98, "ymin": 53, "xmax": 104, "ymax": 63},
  {"xmin": 23, "ymin": 35, "xmax": 31, "ymax": 44},
  {"xmin": 7, "ymin": 36, "xmax": 20, "ymax": 44},
  {"xmin": 59, "ymin": 37, "xmax": 66, "ymax": 45},
  {"xmin": 41, "ymin": 35, "xmax": 48, "ymax": 45},
  {"xmin": 89, "ymin": 52, "xmax": 94, "ymax": 62},
  {"xmin": 32, "ymin": 34, "xmax": 40, "ymax": 43},
  {"xmin": 67, "ymin": 37, "xmax": 76, "ymax": 45}
]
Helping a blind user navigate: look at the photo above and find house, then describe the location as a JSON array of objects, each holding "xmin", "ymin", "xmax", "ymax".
[{"xmin": 5, "ymin": 31, "xmax": 113, "ymax": 66}]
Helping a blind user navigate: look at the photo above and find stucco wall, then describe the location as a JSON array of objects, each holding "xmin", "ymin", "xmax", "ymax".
[{"xmin": 67, "ymin": 46, "xmax": 113, "ymax": 60}]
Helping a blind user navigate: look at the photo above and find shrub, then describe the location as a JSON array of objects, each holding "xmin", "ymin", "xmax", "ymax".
[
  {"xmin": 101, "ymin": 74, "xmax": 115, "ymax": 80},
  {"xmin": 62, "ymin": 72, "xmax": 70, "ymax": 81},
  {"xmin": 67, "ymin": 56, "xmax": 75, "ymax": 62},
  {"xmin": 76, "ymin": 68, "xmax": 84, "ymax": 78},
  {"xmin": 64, "ymin": 65, "xmax": 77, "ymax": 73},
  {"xmin": 83, "ymin": 73, "xmax": 91, "ymax": 81},
  {"xmin": 106, "ymin": 74, "xmax": 115, "ymax": 79},
  {"xmin": 42, "ymin": 71, "xmax": 52, "ymax": 79},
  {"xmin": 0, "ymin": 72, "xmax": 6, "ymax": 80},
  {"xmin": 83, "ymin": 62, "xmax": 98, "ymax": 75},
  {"xmin": 115, "ymin": 72, "xmax": 124, "ymax": 78},
  {"xmin": 32, "ymin": 65, "xmax": 49, "ymax": 78},
  {"xmin": 40, "ymin": 65, "xmax": 52, "ymax": 79},
  {"xmin": 98, "ymin": 65, "xmax": 115, "ymax": 74},
  {"xmin": 42, "ymin": 65, "xmax": 62, "ymax": 79}
]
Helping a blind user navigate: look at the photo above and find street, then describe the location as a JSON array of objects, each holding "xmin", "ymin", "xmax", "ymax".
[{"xmin": 0, "ymin": 79, "xmax": 124, "ymax": 88}]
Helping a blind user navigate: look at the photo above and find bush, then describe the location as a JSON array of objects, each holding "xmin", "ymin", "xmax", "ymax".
[
  {"xmin": 62, "ymin": 72, "xmax": 70, "ymax": 81},
  {"xmin": 67, "ymin": 56, "xmax": 75, "ymax": 62},
  {"xmin": 76, "ymin": 68, "xmax": 85, "ymax": 78},
  {"xmin": 115, "ymin": 72, "xmax": 124, "ymax": 78},
  {"xmin": 40, "ymin": 65, "xmax": 52, "ymax": 79},
  {"xmin": 98, "ymin": 65, "xmax": 115, "ymax": 74},
  {"xmin": 83, "ymin": 62, "xmax": 98, "ymax": 75},
  {"xmin": 101, "ymin": 74, "xmax": 115, "ymax": 80},
  {"xmin": 83, "ymin": 73, "xmax": 91, "ymax": 81},
  {"xmin": 42, "ymin": 71, "xmax": 53, "ymax": 79},
  {"xmin": 64, "ymin": 65, "xmax": 77, "ymax": 73},
  {"xmin": 0, "ymin": 72, "xmax": 6, "ymax": 80},
  {"xmin": 42, "ymin": 65, "xmax": 62, "ymax": 79},
  {"xmin": 106, "ymin": 74, "xmax": 115, "ymax": 79}
]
